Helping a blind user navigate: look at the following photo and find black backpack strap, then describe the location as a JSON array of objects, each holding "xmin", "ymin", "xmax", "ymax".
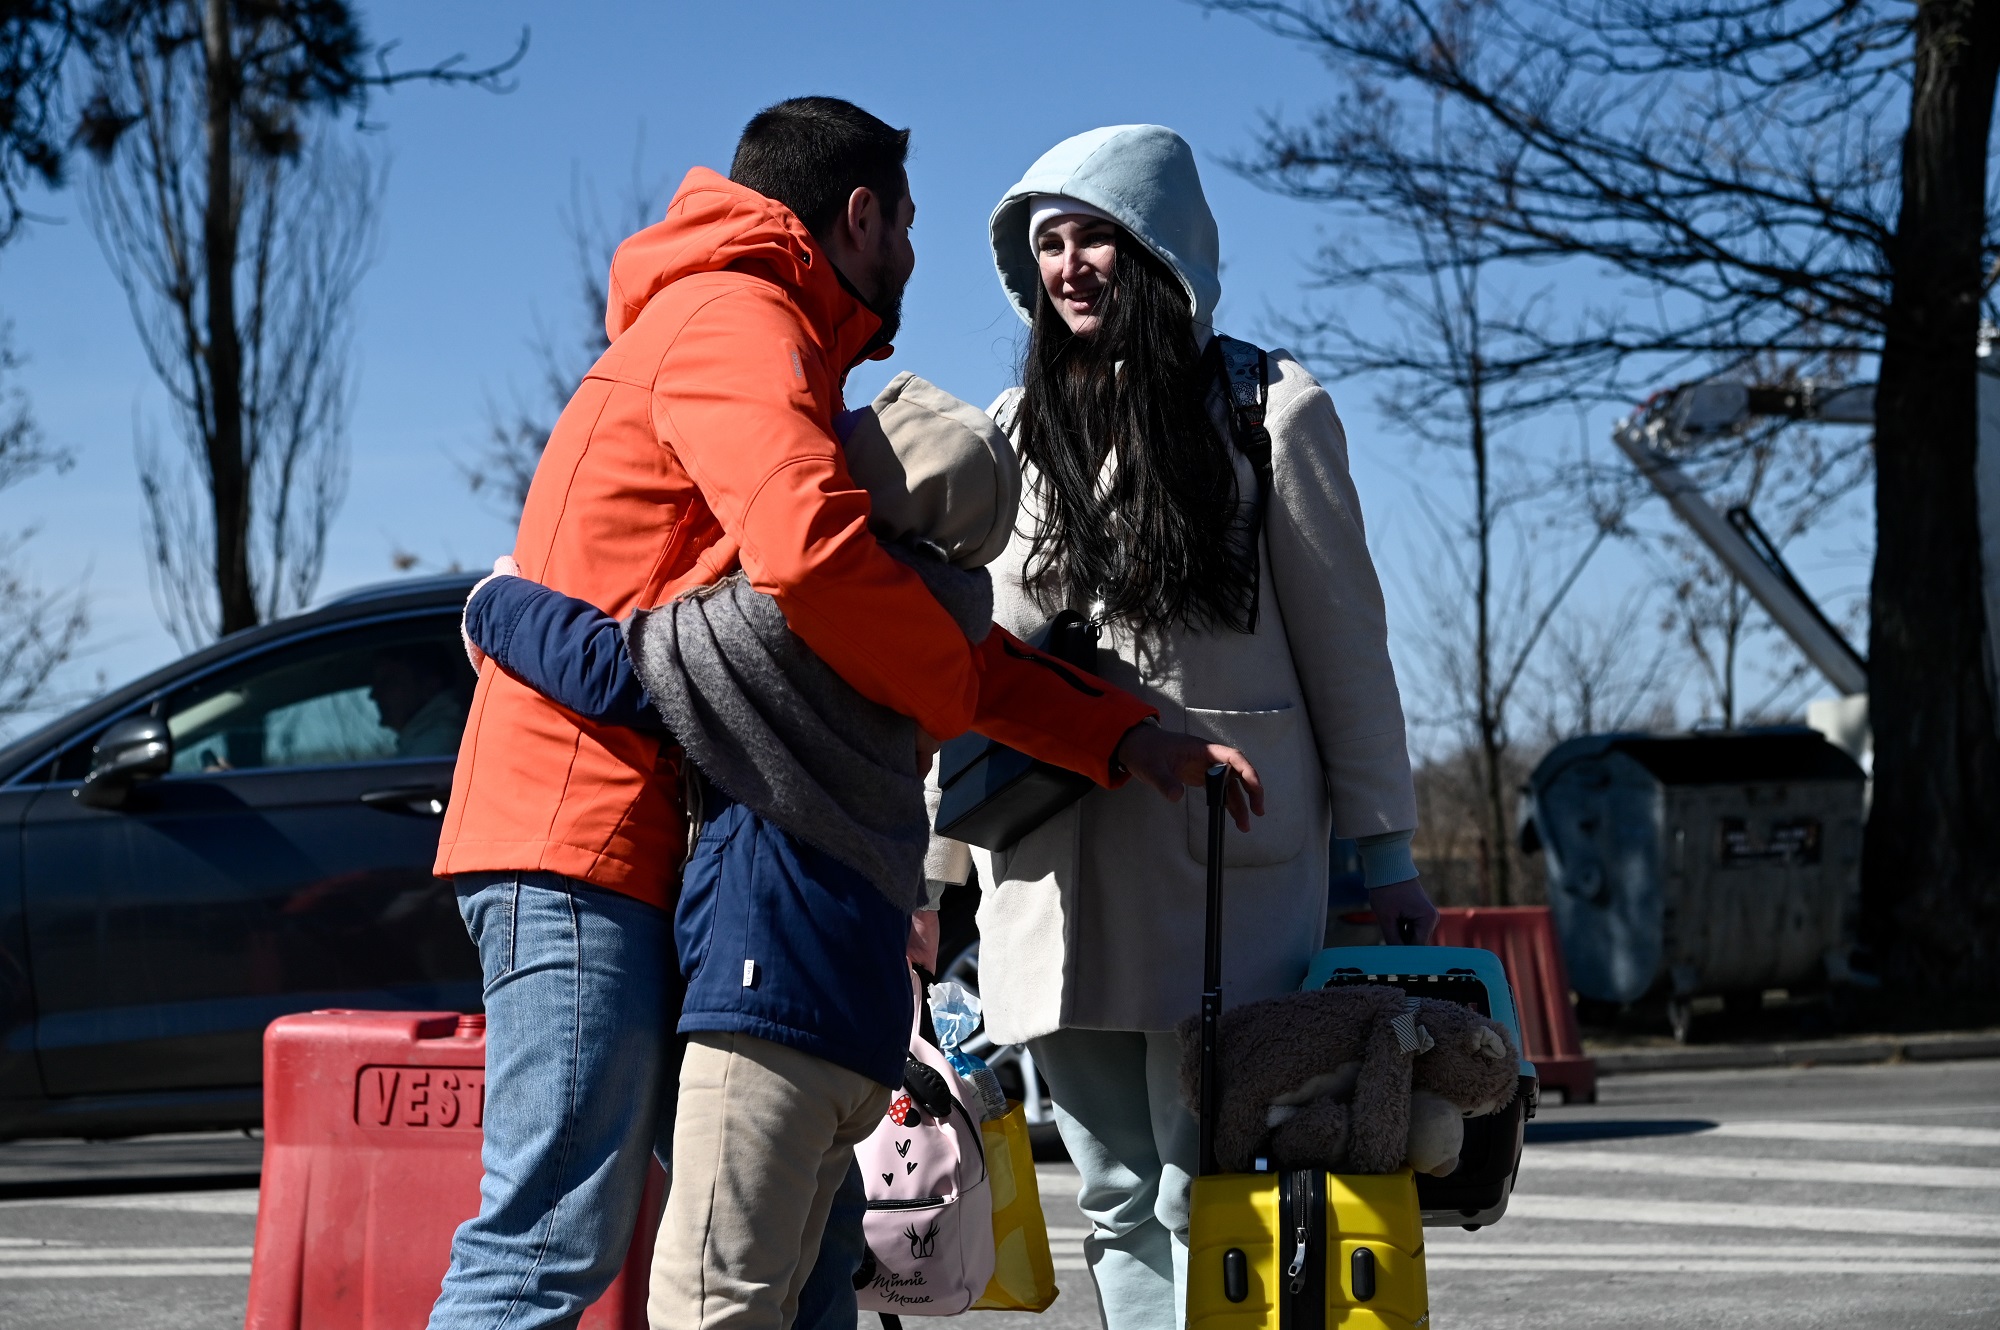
[{"xmin": 1212, "ymin": 334, "xmax": 1273, "ymax": 632}]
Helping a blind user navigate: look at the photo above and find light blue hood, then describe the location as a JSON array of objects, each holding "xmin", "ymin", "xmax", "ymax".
[{"xmin": 989, "ymin": 124, "xmax": 1221, "ymax": 331}]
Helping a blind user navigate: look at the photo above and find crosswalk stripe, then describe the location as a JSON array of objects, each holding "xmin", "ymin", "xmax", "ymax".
[
  {"xmin": 1046, "ymin": 1239, "xmax": 2000, "ymax": 1261},
  {"xmin": 0, "ymin": 1246, "xmax": 252, "ymax": 1262},
  {"xmin": 1525, "ymin": 1149, "xmax": 2000, "ymax": 1189},
  {"xmin": 1709, "ymin": 1120, "xmax": 2000, "ymax": 1149},
  {"xmin": 1050, "ymin": 1255, "xmax": 2000, "ymax": 1279},
  {"xmin": 0, "ymin": 1262, "xmax": 252, "ymax": 1279},
  {"xmin": 1424, "ymin": 1243, "xmax": 1996, "ymax": 1259},
  {"xmin": 0, "ymin": 1190, "xmax": 259, "ymax": 1215},
  {"xmin": 1506, "ymin": 1194, "xmax": 2000, "ymax": 1238},
  {"xmin": 1429, "ymin": 1257, "xmax": 2000, "ymax": 1276}
]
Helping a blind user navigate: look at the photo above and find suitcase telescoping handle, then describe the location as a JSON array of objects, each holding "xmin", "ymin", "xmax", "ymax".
[{"xmin": 1198, "ymin": 763, "xmax": 1229, "ymax": 1178}]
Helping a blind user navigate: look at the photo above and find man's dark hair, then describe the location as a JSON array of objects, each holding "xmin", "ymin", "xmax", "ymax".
[{"xmin": 730, "ymin": 96, "xmax": 910, "ymax": 239}]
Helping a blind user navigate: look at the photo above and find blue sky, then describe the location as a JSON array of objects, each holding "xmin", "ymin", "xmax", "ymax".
[{"xmin": 0, "ymin": 0, "xmax": 1872, "ymax": 747}]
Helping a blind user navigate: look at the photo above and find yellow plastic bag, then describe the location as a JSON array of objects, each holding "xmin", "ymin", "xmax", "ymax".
[{"xmin": 973, "ymin": 1101, "xmax": 1060, "ymax": 1312}]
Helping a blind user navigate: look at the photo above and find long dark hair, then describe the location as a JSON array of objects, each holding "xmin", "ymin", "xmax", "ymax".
[{"xmin": 1016, "ymin": 235, "xmax": 1257, "ymax": 636}]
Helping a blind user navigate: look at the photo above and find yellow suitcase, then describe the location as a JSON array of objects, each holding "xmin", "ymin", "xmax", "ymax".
[{"xmin": 1186, "ymin": 769, "xmax": 1430, "ymax": 1330}]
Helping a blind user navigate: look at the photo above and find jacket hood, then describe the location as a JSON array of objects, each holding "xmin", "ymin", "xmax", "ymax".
[
  {"xmin": 606, "ymin": 166, "xmax": 884, "ymax": 368},
  {"xmin": 989, "ymin": 125, "xmax": 1221, "ymax": 330}
]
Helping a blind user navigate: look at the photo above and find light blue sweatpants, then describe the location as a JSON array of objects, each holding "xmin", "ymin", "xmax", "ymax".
[{"xmin": 1029, "ymin": 1028, "xmax": 1198, "ymax": 1330}]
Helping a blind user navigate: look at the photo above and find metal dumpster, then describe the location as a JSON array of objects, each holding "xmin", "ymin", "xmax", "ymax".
[{"xmin": 1520, "ymin": 728, "xmax": 1866, "ymax": 1038}]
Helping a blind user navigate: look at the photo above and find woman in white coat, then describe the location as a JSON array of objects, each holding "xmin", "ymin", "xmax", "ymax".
[{"xmin": 950, "ymin": 125, "xmax": 1439, "ymax": 1330}]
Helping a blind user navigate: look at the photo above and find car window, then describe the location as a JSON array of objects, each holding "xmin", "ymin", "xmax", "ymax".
[{"xmin": 158, "ymin": 617, "xmax": 473, "ymax": 775}]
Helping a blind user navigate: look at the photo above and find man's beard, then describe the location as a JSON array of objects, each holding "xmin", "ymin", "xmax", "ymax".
[
  {"xmin": 833, "ymin": 244, "xmax": 908, "ymax": 363},
  {"xmin": 867, "ymin": 264, "xmax": 905, "ymax": 346}
]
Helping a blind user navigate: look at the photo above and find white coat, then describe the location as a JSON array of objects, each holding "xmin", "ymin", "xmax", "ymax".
[{"xmin": 958, "ymin": 353, "xmax": 1419, "ymax": 1045}]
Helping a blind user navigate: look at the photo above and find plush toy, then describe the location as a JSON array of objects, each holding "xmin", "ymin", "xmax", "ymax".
[{"xmin": 1178, "ymin": 984, "xmax": 1519, "ymax": 1176}]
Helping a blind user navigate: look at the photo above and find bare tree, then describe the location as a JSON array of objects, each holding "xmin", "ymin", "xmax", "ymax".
[
  {"xmin": 0, "ymin": 324, "xmax": 87, "ymax": 722},
  {"xmin": 1408, "ymin": 741, "xmax": 1545, "ymax": 907},
  {"xmin": 0, "ymin": 7, "xmax": 94, "ymax": 719},
  {"xmin": 1524, "ymin": 593, "xmax": 1674, "ymax": 741},
  {"xmin": 0, "ymin": 0, "xmax": 75, "ymax": 242},
  {"xmin": 1394, "ymin": 501, "xmax": 1619, "ymax": 901},
  {"xmin": 90, "ymin": 109, "xmax": 377, "ymax": 645},
  {"xmin": 468, "ymin": 155, "xmax": 665, "ymax": 516},
  {"xmin": 73, "ymin": 1, "xmax": 522, "ymax": 643},
  {"xmin": 1664, "ymin": 551, "xmax": 1757, "ymax": 728},
  {"xmin": 1209, "ymin": 0, "xmax": 2000, "ymax": 992},
  {"xmin": 1281, "ymin": 164, "xmax": 1609, "ymax": 904}
]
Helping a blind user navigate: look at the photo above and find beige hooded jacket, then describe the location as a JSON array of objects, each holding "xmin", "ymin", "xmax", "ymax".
[{"xmin": 930, "ymin": 126, "xmax": 1419, "ymax": 1044}]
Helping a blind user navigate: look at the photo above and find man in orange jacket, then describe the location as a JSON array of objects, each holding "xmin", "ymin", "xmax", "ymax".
[{"xmin": 426, "ymin": 98, "xmax": 1258, "ymax": 1330}]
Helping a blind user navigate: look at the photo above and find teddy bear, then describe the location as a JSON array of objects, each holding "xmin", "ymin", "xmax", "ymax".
[{"xmin": 1178, "ymin": 984, "xmax": 1519, "ymax": 1177}]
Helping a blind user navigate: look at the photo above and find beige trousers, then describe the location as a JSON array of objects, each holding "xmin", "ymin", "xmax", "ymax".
[{"xmin": 649, "ymin": 1031, "xmax": 890, "ymax": 1330}]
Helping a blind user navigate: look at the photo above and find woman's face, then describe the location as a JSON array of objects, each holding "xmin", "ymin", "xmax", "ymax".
[{"xmin": 1036, "ymin": 216, "xmax": 1120, "ymax": 336}]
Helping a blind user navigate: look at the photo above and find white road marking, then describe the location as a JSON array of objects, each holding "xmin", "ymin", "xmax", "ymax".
[
  {"xmin": 1771, "ymin": 1100, "xmax": 2000, "ymax": 1121},
  {"xmin": 1429, "ymin": 1257, "xmax": 2000, "ymax": 1276},
  {"xmin": 1505, "ymin": 1194, "xmax": 2000, "ymax": 1238},
  {"xmin": 0, "ymin": 1246, "xmax": 252, "ymax": 1262},
  {"xmin": 0, "ymin": 1262, "xmax": 252, "ymax": 1279},
  {"xmin": 1526, "ymin": 1149, "xmax": 2000, "ymax": 1189},
  {"xmin": 1051, "ymin": 1244, "xmax": 2000, "ymax": 1277},
  {"xmin": 1707, "ymin": 1120, "xmax": 2000, "ymax": 1149},
  {"xmin": 0, "ymin": 1190, "xmax": 259, "ymax": 1215},
  {"xmin": 1426, "ymin": 1243, "xmax": 1997, "ymax": 1260}
]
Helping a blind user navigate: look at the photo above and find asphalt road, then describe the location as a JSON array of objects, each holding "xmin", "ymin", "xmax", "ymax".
[{"xmin": 1, "ymin": 1058, "xmax": 1995, "ymax": 1329}]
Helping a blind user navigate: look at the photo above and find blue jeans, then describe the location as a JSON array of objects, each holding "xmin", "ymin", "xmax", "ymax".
[
  {"xmin": 1030, "ymin": 1029, "xmax": 1198, "ymax": 1330},
  {"xmin": 426, "ymin": 870, "xmax": 866, "ymax": 1330},
  {"xmin": 428, "ymin": 872, "xmax": 679, "ymax": 1330}
]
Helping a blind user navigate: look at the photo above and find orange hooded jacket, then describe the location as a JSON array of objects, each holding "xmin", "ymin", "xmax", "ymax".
[{"xmin": 435, "ymin": 168, "xmax": 1155, "ymax": 908}]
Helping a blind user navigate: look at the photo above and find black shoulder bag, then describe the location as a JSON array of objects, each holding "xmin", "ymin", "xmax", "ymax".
[{"xmin": 933, "ymin": 610, "xmax": 1103, "ymax": 851}]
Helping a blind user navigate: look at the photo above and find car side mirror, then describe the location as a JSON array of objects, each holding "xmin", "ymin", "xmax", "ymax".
[{"xmin": 76, "ymin": 715, "xmax": 173, "ymax": 809}]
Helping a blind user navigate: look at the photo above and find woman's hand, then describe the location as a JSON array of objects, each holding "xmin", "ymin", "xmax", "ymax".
[
  {"xmin": 1368, "ymin": 877, "xmax": 1440, "ymax": 946},
  {"xmin": 461, "ymin": 555, "xmax": 522, "ymax": 672},
  {"xmin": 1113, "ymin": 721, "xmax": 1265, "ymax": 832}
]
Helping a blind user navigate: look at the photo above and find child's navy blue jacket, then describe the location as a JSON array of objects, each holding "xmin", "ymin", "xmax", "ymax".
[{"xmin": 465, "ymin": 576, "xmax": 911, "ymax": 1088}]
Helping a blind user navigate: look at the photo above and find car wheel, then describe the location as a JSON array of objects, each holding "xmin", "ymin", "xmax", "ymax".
[{"xmin": 938, "ymin": 941, "xmax": 1067, "ymax": 1160}]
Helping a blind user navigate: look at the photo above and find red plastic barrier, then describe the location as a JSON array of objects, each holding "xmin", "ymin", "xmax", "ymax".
[
  {"xmin": 1433, "ymin": 908, "xmax": 1598, "ymax": 1103},
  {"xmin": 246, "ymin": 1010, "xmax": 664, "ymax": 1330}
]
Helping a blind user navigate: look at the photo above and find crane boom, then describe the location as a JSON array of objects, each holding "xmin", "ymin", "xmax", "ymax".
[{"xmin": 1612, "ymin": 409, "xmax": 1869, "ymax": 697}]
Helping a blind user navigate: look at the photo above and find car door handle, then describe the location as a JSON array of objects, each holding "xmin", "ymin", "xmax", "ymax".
[{"xmin": 360, "ymin": 784, "xmax": 451, "ymax": 817}]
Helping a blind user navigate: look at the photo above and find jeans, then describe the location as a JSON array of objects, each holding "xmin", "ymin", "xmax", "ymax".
[
  {"xmin": 425, "ymin": 870, "xmax": 867, "ymax": 1330},
  {"xmin": 1029, "ymin": 1029, "xmax": 1198, "ymax": 1330},
  {"xmin": 428, "ymin": 871, "xmax": 678, "ymax": 1330}
]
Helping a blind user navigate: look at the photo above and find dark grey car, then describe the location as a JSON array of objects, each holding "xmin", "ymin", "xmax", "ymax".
[{"xmin": 0, "ymin": 573, "xmax": 484, "ymax": 1140}]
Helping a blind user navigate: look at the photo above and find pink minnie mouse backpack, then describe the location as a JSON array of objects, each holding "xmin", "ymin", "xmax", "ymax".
[{"xmin": 854, "ymin": 971, "xmax": 995, "ymax": 1317}]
